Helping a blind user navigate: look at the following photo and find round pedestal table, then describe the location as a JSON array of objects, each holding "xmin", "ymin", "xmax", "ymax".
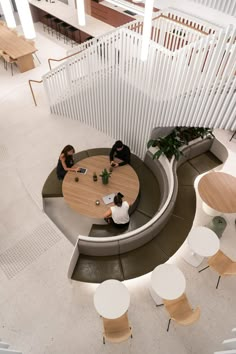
[
  {"xmin": 198, "ymin": 172, "xmax": 236, "ymax": 215},
  {"xmin": 94, "ymin": 279, "xmax": 130, "ymax": 319},
  {"xmin": 63, "ymin": 155, "xmax": 140, "ymax": 218},
  {"xmin": 150, "ymin": 264, "xmax": 186, "ymax": 304},
  {"xmin": 182, "ymin": 226, "xmax": 220, "ymax": 267}
]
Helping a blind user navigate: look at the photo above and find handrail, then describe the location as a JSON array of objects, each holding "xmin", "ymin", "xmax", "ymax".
[
  {"xmin": 28, "ymin": 79, "xmax": 43, "ymax": 107},
  {"xmin": 47, "ymin": 12, "xmax": 210, "ymax": 71},
  {"xmin": 160, "ymin": 14, "xmax": 210, "ymax": 35},
  {"xmin": 48, "ymin": 49, "xmax": 85, "ymax": 70},
  {"xmin": 47, "ymin": 11, "xmax": 212, "ymax": 73},
  {"xmin": 129, "ymin": 13, "xmax": 209, "ymax": 36}
]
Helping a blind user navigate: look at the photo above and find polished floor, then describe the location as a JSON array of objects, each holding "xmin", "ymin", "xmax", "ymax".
[{"xmin": 0, "ymin": 19, "xmax": 236, "ymax": 354}]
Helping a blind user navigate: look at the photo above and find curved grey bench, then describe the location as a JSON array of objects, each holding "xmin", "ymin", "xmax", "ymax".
[
  {"xmin": 89, "ymin": 152, "xmax": 163, "ymax": 237},
  {"xmin": 78, "ymin": 137, "xmax": 226, "ymax": 256}
]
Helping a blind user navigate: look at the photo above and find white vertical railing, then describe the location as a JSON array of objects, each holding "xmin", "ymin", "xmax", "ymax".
[
  {"xmin": 43, "ymin": 18, "xmax": 236, "ymax": 158},
  {"xmin": 190, "ymin": 0, "xmax": 236, "ymax": 16}
]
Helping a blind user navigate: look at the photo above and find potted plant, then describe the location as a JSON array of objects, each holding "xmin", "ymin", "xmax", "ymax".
[
  {"xmin": 147, "ymin": 127, "xmax": 214, "ymax": 161},
  {"xmin": 175, "ymin": 127, "xmax": 214, "ymax": 145},
  {"xmin": 147, "ymin": 130, "xmax": 184, "ymax": 160},
  {"xmin": 100, "ymin": 168, "xmax": 112, "ymax": 185}
]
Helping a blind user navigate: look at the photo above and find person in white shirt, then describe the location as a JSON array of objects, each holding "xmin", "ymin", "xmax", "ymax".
[{"xmin": 104, "ymin": 194, "xmax": 130, "ymax": 228}]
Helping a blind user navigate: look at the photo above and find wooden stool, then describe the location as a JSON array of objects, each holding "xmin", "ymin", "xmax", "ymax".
[
  {"xmin": 51, "ymin": 18, "xmax": 64, "ymax": 40},
  {"xmin": 43, "ymin": 14, "xmax": 55, "ymax": 35},
  {"xmin": 66, "ymin": 26, "xmax": 79, "ymax": 46},
  {"xmin": 59, "ymin": 22, "xmax": 71, "ymax": 43}
]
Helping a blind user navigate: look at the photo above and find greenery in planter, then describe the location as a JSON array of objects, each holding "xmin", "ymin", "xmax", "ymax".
[
  {"xmin": 99, "ymin": 168, "xmax": 112, "ymax": 184},
  {"xmin": 147, "ymin": 127, "xmax": 214, "ymax": 161},
  {"xmin": 175, "ymin": 127, "xmax": 214, "ymax": 145}
]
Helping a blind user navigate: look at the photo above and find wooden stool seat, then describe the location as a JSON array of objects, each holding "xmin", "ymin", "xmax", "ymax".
[{"xmin": 66, "ymin": 26, "xmax": 78, "ymax": 46}]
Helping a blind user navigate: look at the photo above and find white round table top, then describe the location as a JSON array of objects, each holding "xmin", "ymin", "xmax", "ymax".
[
  {"xmin": 188, "ymin": 226, "xmax": 220, "ymax": 257},
  {"xmin": 93, "ymin": 279, "xmax": 130, "ymax": 319},
  {"xmin": 151, "ymin": 264, "xmax": 186, "ymax": 300}
]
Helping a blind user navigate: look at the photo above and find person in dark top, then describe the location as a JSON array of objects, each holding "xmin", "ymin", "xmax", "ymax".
[
  {"xmin": 56, "ymin": 145, "xmax": 80, "ymax": 180},
  {"xmin": 109, "ymin": 140, "xmax": 131, "ymax": 167}
]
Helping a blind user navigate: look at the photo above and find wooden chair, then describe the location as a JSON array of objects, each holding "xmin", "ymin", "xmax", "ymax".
[
  {"xmin": 163, "ymin": 293, "xmax": 200, "ymax": 332},
  {"xmin": 102, "ymin": 312, "xmax": 132, "ymax": 344},
  {"xmin": 26, "ymin": 39, "xmax": 41, "ymax": 64},
  {"xmin": 199, "ymin": 250, "xmax": 236, "ymax": 289},
  {"xmin": 10, "ymin": 28, "xmax": 19, "ymax": 35},
  {"xmin": 2, "ymin": 53, "xmax": 17, "ymax": 76},
  {"xmin": 0, "ymin": 49, "xmax": 4, "ymax": 63}
]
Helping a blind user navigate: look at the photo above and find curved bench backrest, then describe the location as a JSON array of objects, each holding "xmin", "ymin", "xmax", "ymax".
[{"xmin": 78, "ymin": 137, "xmax": 224, "ymax": 256}]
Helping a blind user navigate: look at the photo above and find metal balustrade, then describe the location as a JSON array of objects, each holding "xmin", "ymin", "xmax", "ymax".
[
  {"xmin": 42, "ymin": 12, "xmax": 236, "ymax": 158},
  {"xmin": 190, "ymin": 0, "xmax": 236, "ymax": 17}
]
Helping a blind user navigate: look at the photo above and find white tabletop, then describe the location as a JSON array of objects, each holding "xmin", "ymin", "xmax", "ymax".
[
  {"xmin": 94, "ymin": 279, "xmax": 130, "ymax": 319},
  {"xmin": 151, "ymin": 264, "xmax": 186, "ymax": 300},
  {"xmin": 188, "ymin": 226, "xmax": 220, "ymax": 257}
]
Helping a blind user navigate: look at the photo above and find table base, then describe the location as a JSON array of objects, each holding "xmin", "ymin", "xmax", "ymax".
[
  {"xmin": 202, "ymin": 202, "xmax": 222, "ymax": 217},
  {"xmin": 149, "ymin": 283, "xmax": 163, "ymax": 305},
  {"xmin": 17, "ymin": 54, "xmax": 35, "ymax": 72},
  {"xmin": 181, "ymin": 243, "xmax": 204, "ymax": 267}
]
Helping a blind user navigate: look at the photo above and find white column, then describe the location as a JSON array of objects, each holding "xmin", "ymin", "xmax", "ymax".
[
  {"xmin": 77, "ymin": 0, "xmax": 86, "ymax": 26},
  {"xmin": 0, "ymin": 0, "xmax": 16, "ymax": 28},
  {"xmin": 141, "ymin": 0, "xmax": 155, "ymax": 61},
  {"xmin": 15, "ymin": 0, "xmax": 35, "ymax": 39}
]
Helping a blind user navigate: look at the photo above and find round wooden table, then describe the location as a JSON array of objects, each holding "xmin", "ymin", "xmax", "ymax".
[
  {"xmin": 94, "ymin": 279, "xmax": 130, "ymax": 319},
  {"xmin": 198, "ymin": 172, "xmax": 236, "ymax": 213},
  {"xmin": 62, "ymin": 155, "xmax": 140, "ymax": 218}
]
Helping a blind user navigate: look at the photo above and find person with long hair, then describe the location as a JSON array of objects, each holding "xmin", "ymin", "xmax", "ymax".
[
  {"xmin": 56, "ymin": 145, "xmax": 80, "ymax": 180},
  {"xmin": 104, "ymin": 193, "xmax": 130, "ymax": 228}
]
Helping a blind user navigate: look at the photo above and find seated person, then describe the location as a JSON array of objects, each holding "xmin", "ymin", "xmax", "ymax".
[
  {"xmin": 56, "ymin": 145, "xmax": 80, "ymax": 180},
  {"xmin": 104, "ymin": 194, "xmax": 130, "ymax": 228},
  {"xmin": 109, "ymin": 140, "xmax": 131, "ymax": 167}
]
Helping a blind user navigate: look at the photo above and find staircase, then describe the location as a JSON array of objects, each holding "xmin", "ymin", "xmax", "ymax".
[
  {"xmin": 42, "ymin": 9, "xmax": 236, "ymax": 158},
  {"xmin": 0, "ymin": 340, "xmax": 22, "ymax": 354}
]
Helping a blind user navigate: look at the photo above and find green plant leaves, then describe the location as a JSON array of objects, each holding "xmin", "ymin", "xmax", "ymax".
[{"xmin": 147, "ymin": 127, "xmax": 213, "ymax": 161}]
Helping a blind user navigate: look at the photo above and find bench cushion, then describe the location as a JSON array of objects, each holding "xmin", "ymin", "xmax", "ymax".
[
  {"xmin": 156, "ymin": 214, "xmax": 192, "ymax": 257},
  {"xmin": 74, "ymin": 150, "xmax": 89, "ymax": 163},
  {"xmin": 188, "ymin": 151, "xmax": 222, "ymax": 174},
  {"xmin": 42, "ymin": 168, "xmax": 63, "ymax": 198},
  {"xmin": 72, "ymin": 254, "xmax": 124, "ymax": 283},
  {"xmin": 130, "ymin": 153, "xmax": 143, "ymax": 170},
  {"xmin": 120, "ymin": 238, "xmax": 168, "ymax": 280},
  {"xmin": 87, "ymin": 147, "xmax": 110, "ymax": 156},
  {"xmin": 89, "ymin": 223, "xmax": 129, "ymax": 237},
  {"xmin": 177, "ymin": 162, "xmax": 199, "ymax": 186},
  {"xmin": 135, "ymin": 162, "xmax": 161, "ymax": 218},
  {"xmin": 173, "ymin": 186, "xmax": 196, "ymax": 221}
]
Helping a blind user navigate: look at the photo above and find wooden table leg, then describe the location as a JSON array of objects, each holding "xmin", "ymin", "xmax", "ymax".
[{"xmin": 17, "ymin": 54, "xmax": 35, "ymax": 72}]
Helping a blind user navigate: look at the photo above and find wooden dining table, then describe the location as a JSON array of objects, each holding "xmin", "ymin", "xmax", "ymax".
[
  {"xmin": 62, "ymin": 155, "xmax": 140, "ymax": 218},
  {"xmin": 198, "ymin": 171, "xmax": 236, "ymax": 213},
  {"xmin": 0, "ymin": 25, "xmax": 36, "ymax": 72}
]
